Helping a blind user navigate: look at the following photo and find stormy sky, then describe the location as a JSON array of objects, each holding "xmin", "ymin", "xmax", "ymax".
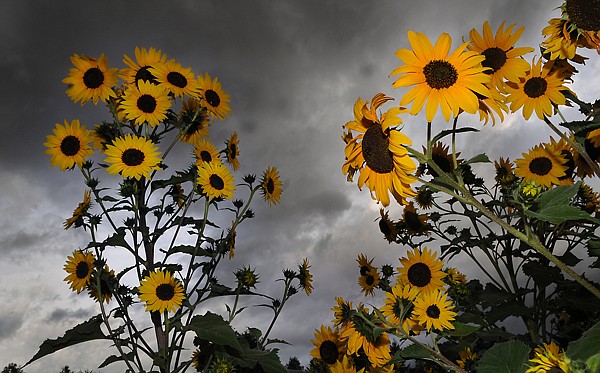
[{"xmin": 2, "ymin": 0, "xmax": 599, "ymax": 371}]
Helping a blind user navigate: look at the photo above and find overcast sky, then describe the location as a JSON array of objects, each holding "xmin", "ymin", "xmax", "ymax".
[{"xmin": 3, "ymin": 0, "xmax": 599, "ymax": 371}]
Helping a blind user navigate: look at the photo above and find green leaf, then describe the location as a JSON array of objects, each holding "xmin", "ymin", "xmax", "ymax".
[
  {"xmin": 25, "ymin": 315, "xmax": 107, "ymax": 367},
  {"xmin": 445, "ymin": 322, "xmax": 480, "ymax": 337},
  {"xmin": 477, "ymin": 340, "xmax": 530, "ymax": 373},
  {"xmin": 525, "ymin": 205, "xmax": 600, "ymax": 225},
  {"xmin": 164, "ymin": 244, "xmax": 211, "ymax": 257},
  {"xmin": 187, "ymin": 312, "xmax": 242, "ymax": 352},
  {"xmin": 522, "ymin": 261, "xmax": 563, "ymax": 288},
  {"xmin": 98, "ymin": 352, "xmax": 135, "ymax": 369},
  {"xmin": 536, "ymin": 182, "xmax": 580, "ymax": 208},
  {"xmin": 431, "ymin": 127, "xmax": 479, "ymax": 144},
  {"xmin": 397, "ymin": 343, "xmax": 435, "ymax": 360},
  {"xmin": 229, "ymin": 347, "xmax": 287, "ymax": 373},
  {"xmin": 150, "ymin": 171, "xmax": 195, "ymax": 192},
  {"xmin": 558, "ymin": 251, "xmax": 581, "ymax": 267},
  {"xmin": 586, "ymin": 353, "xmax": 600, "ymax": 373},
  {"xmin": 464, "ymin": 153, "xmax": 491, "ymax": 165},
  {"xmin": 567, "ymin": 320, "xmax": 600, "ymax": 360}
]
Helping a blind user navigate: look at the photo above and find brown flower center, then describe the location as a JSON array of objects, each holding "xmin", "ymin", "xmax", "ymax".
[
  {"xmin": 426, "ymin": 304, "xmax": 441, "ymax": 319},
  {"xmin": 523, "ymin": 77, "xmax": 548, "ymax": 98},
  {"xmin": 482, "ymin": 47, "xmax": 507, "ymax": 73},
  {"xmin": 404, "ymin": 211, "xmax": 426, "ymax": 231},
  {"xmin": 407, "ymin": 262, "xmax": 432, "ymax": 287},
  {"xmin": 83, "ymin": 67, "xmax": 104, "ymax": 89},
  {"xmin": 423, "ymin": 60, "xmax": 458, "ymax": 89},
  {"xmin": 365, "ymin": 274, "xmax": 375, "ymax": 286},
  {"xmin": 529, "ymin": 157, "xmax": 553, "ymax": 176},
  {"xmin": 362, "ymin": 125, "xmax": 394, "ymax": 173},
  {"xmin": 199, "ymin": 150, "xmax": 212, "ymax": 163},
  {"xmin": 155, "ymin": 283, "xmax": 175, "ymax": 301},
  {"xmin": 205, "ymin": 89, "xmax": 221, "ymax": 107},
  {"xmin": 229, "ymin": 144, "xmax": 238, "ymax": 159},
  {"xmin": 137, "ymin": 94, "xmax": 157, "ymax": 113},
  {"xmin": 122, "ymin": 148, "xmax": 145, "ymax": 166},
  {"xmin": 266, "ymin": 178, "xmax": 275, "ymax": 194},
  {"xmin": 60, "ymin": 135, "xmax": 81, "ymax": 156},
  {"xmin": 135, "ymin": 66, "xmax": 158, "ymax": 85},
  {"xmin": 75, "ymin": 261, "xmax": 90, "ymax": 279},
  {"xmin": 209, "ymin": 174, "xmax": 225, "ymax": 190},
  {"xmin": 430, "ymin": 153, "xmax": 453, "ymax": 177},
  {"xmin": 566, "ymin": 0, "xmax": 600, "ymax": 31},
  {"xmin": 319, "ymin": 340, "xmax": 339, "ymax": 365},
  {"xmin": 167, "ymin": 71, "xmax": 188, "ymax": 88}
]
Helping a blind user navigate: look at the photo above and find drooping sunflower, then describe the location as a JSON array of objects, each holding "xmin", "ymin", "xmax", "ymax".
[
  {"xmin": 260, "ymin": 166, "xmax": 283, "ymax": 206},
  {"xmin": 138, "ymin": 270, "xmax": 186, "ymax": 313},
  {"xmin": 341, "ymin": 312, "xmax": 391, "ymax": 368},
  {"xmin": 224, "ymin": 132, "xmax": 240, "ymax": 171},
  {"xmin": 120, "ymin": 80, "xmax": 172, "ymax": 127},
  {"xmin": 63, "ymin": 53, "xmax": 118, "ymax": 105},
  {"xmin": 457, "ymin": 347, "xmax": 479, "ymax": 370},
  {"xmin": 466, "ymin": 21, "xmax": 534, "ymax": 91},
  {"xmin": 343, "ymin": 93, "xmax": 417, "ymax": 207},
  {"xmin": 397, "ymin": 247, "xmax": 446, "ymax": 294},
  {"xmin": 391, "ymin": 31, "xmax": 491, "ymax": 122},
  {"xmin": 193, "ymin": 138, "xmax": 221, "ymax": 166},
  {"xmin": 505, "ymin": 57, "xmax": 569, "ymax": 120},
  {"xmin": 378, "ymin": 209, "xmax": 398, "ymax": 243},
  {"xmin": 514, "ymin": 144, "xmax": 567, "ymax": 188},
  {"xmin": 332, "ymin": 297, "xmax": 354, "ymax": 327},
  {"xmin": 44, "ymin": 119, "xmax": 94, "ymax": 171},
  {"xmin": 576, "ymin": 182, "xmax": 600, "ymax": 213},
  {"xmin": 494, "ymin": 157, "xmax": 518, "ymax": 186},
  {"xmin": 197, "ymin": 72, "xmax": 232, "ymax": 120},
  {"xmin": 64, "ymin": 189, "xmax": 92, "ymax": 229},
  {"xmin": 412, "ymin": 289, "xmax": 457, "ymax": 331},
  {"xmin": 329, "ymin": 355, "xmax": 364, "ymax": 373},
  {"xmin": 542, "ymin": 17, "xmax": 581, "ymax": 61},
  {"xmin": 197, "ymin": 161, "xmax": 236, "ymax": 200},
  {"xmin": 476, "ymin": 86, "xmax": 509, "ymax": 125},
  {"xmin": 180, "ymin": 97, "xmax": 211, "ymax": 144},
  {"xmin": 398, "ymin": 202, "xmax": 431, "ymax": 236},
  {"xmin": 120, "ymin": 47, "xmax": 167, "ymax": 86},
  {"xmin": 63, "ymin": 250, "xmax": 95, "ymax": 293},
  {"xmin": 310, "ymin": 325, "xmax": 347, "ymax": 365},
  {"xmin": 562, "ymin": 0, "xmax": 600, "ymax": 53},
  {"xmin": 445, "ymin": 268, "xmax": 467, "ymax": 286},
  {"xmin": 105, "ymin": 134, "xmax": 162, "ymax": 180},
  {"xmin": 525, "ymin": 341, "xmax": 570, "ymax": 373},
  {"xmin": 298, "ymin": 258, "xmax": 314, "ymax": 296},
  {"xmin": 380, "ymin": 282, "xmax": 420, "ymax": 326},
  {"xmin": 150, "ymin": 59, "xmax": 200, "ymax": 98},
  {"xmin": 88, "ymin": 266, "xmax": 116, "ymax": 304},
  {"xmin": 358, "ymin": 267, "xmax": 380, "ymax": 296}
]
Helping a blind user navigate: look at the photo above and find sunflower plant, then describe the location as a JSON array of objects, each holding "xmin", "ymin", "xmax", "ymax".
[
  {"xmin": 317, "ymin": 4, "xmax": 600, "ymax": 372},
  {"xmin": 33, "ymin": 47, "xmax": 311, "ymax": 373}
]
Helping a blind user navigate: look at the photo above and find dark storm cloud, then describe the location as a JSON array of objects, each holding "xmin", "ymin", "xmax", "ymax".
[
  {"xmin": 0, "ymin": 312, "xmax": 24, "ymax": 339},
  {"xmin": 45, "ymin": 307, "xmax": 93, "ymax": 323}
]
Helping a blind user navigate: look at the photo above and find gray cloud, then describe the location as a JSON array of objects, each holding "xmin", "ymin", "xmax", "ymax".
[{"xmin": 45, "ymin": 307, "xmax": 94, "ymax": 323}]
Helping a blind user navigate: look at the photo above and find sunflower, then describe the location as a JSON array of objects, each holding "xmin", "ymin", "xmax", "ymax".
[
  {"xmin": 575, "ymin": 136, "xmax": 600, "ymax": 178},
  {"xmin": 563, "ymin": 0, "xmax": 600, "ymax": 53},
  {"xmin": 191, "ymin": 349, "xmax": 202, "ymax": 371},
  {"xmin": 358, "ymin": 267, "xmax": 380, "ymax": 296},
  {"xmin": 380, "ymin": 282, "xmax": 420, "ymax": 326},
  {"xmin": 414, "ymin": 187, "xmax": 434, "ymax": 210},
  {"xmin": 197, "ymin": 72, "xmax": 232, "ymax": 120},
  {"xmin": 419, "ymin": 142, "xmax": 460, "ymax": 178},
  {"xmin": 138, "ymin": 270, "xmax": 186, "ymax": 313},
  {"xmin": 577, "ymin": 182, "xmax": 600, "ymax": 213},
  {"xmin": 525, "ymin": 341, "xmax": 570, "ymax": 373},
  {"xmin": 64, "ymin": 189, "xmax": 92, "ymax": 229},
  {"xmin": 224, "ymin": 132, "xmax": 240, "ymax": 171},
  {"xmin": 88, "ymin": 266, "xmax": 116, "ymax": 304},
  {"xmin": 397, "ymin": 247, "xmax": 446, "ymax": 293},
  {"xmin": 357, "ymin": 254, "xmax": 376, "ymax": 277},
  {"xmin": 445, "ymin": 268, "xmax": 467, "ymax": 286},
  {"xmin": 476, "ymin": 88, "xmax": 509, "ymax": 126},
  {"xmin": 547, "ymin": 136, "xmax": 576, "ymax": 185},
  {"xmin": 391, "ymin": 31, "xmax": 491, "ymax": 122},
  {"xmin": 378, "ymin": 209, "xmax": 398, "ymax": 243},
  {"xmin": 63, "ymin": 250, "xmax": 95, "ymax": 293},
  {"xmin": 505, "ymin": 57, "xmax": 569, "ymax": 120},
  {"xmin": 332, "ymin": 297, "xmax": 354, "ymax": 327},
  {"xmin": 412, "ymin": 289, "xmax": 456, "ymax": 331},
  {"xmin": 541, "ymin": 17, "xmax": 580, "ymax": 61},
  {"xmin": 329, "ymin": 355, "xmax": 364, "ymax": 373},
  {"xmin": 120, "ymin": 47, "xmax": 167, "ymax": 86},
  {"xmin": 467, "ymin": 21, "xmax": 534, "ymax": 91},
  {"xmin": 150, "ymin": 59, "xmax": 199, "ymax": 98},
  {"xmin": 343, "ymin": 93, "xmax": 417, "ymax": 207},
  {"xmin": 260, "ymin": 166, "xmax": 283, "ymax": 206},
  {"xmin": 44, "ymin": 119, "xmax": 94, "ymax": 171},
  {"xmin": 105, "ymin": 134, "xmax": 162, "ymax": 180},
  {"xmin": 457, "ymin": 347, "xmax": 478, "ymax": 370},
  {"xmin": 494, "ymin": 157, "xmax": 517, "ymax": 186},
  {"xmin": 341, "ymin": 314, "xmax": 391, "ymax": 368},
  {"xmin": 180, "ymin": 98, "xmax": 211, "ymax": 143},
  {"xmin": 120, "ymin": 80, "xmax": 172, "ymax": 127},
  {"xmin": 63, "ymin": 53, "xmax": 118, "ymax": 105},
  {"xmin": 91, "ymin": 122, "xmax": 120, "ymax": 152},
  {"xmin": 398, "ymin": 202, "xmax": 431, "ymax": 236},
  {"xmin": 235, "ymin": 266, "xmax": 259, "ymax": 289},
  {"xmin": 310, "ymin": 325, "xmax": 347, "ymax": 365},
  {"xmin": 193, "ymin": 138, "xmax": 221, "ymax": 166},
  {"xmin": 298, "ymin": 258, "xmax": 314, "ymax": 295},
  {"xmin": 514, "ymin": 144, "xmax": 567, "ymax": 188},
  {"xmin": 197, "ymin": 161, "xmax": 236, "ymax": 200}
]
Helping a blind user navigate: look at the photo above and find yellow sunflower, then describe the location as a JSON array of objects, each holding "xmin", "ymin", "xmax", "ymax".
[
  {"xmin": 397, "ymin": 247, "xmax": 446, "ymax": 294},
  {"xmin": 476, "ymin": 86, "xmax": 509, "ymax": 125},
  {"xmin": 64, "ymin": 189, "xmax": 92, "ymax": 229},
  {"xmin": 505, "ymin": 57, "xmax": 568, "ymax": 120},
  {"xmin": 357, "ymin": 254, "xmax": 375, "ymax": 277},
  {"xmin": 62, "ymin": 53, "xmax": 118, "ymax": 105},
  {"xmin": 343, "ymin": 93, "xmax": 417, "ymax": 207},
  {"xmin": 563, "ymin": 0, "xmax": 600, "ymax": 53},
  {"xmin": 341, "ymin": 316, "xmax": 391, "ymax": 368},
  {"xmin": 380, "ymin": 282, "xmax": 420, "ymax": 326},
  {"xmin": 298, "ymin": 258, "xmax": 314, "ymax": 295},
  {"xmin": 445, "ymin": 268, "xmax": 467, "ymax": 286},
  {"xmin": 457, "ymin": 347, "xmax": 478, "ymax": 370},
  {"xmin": 88, "ymin": 266, "xmax": 116, "ymax": 304},
  {"xmin": 120, "ymin": 80, "xmax": 172, "ymax": 127},
  {"xmin": 197, "ymin": 161, "xmax": 236, "ymax": 200},
  {"xmin": 260, "ymin": 166, "xmax": 283, "ymax": 206},
  {"xmin": 494, "ymin": 157, "xmax": 518, "ymax": 186},
  {"xmin": 120, "ymin": 46, "xmax": 167, "ymax": 86},
  {"xmin": 44, "ymin": 119, "xmax": 94, "ymax": 171},
  {"xmin": 391, "ymin": 31, "xmax": 491, "ymax": 122},
  {"xmin": 310, "ymin": 325, "xmax": 347, "ymax": 365},
  {"xmin": 180, "ymin": 97, "xmax": 211, "ymax": 144},
  {"xmin": 525, "ymin": 341, "xmax": 570, "ymax": 373},
  {"xmin": 138, "ymin": 270, "xmax": 186, "ymax": 313},
  {"xmin": 358, "ymin": 267, "xmax": 380, "ymax": 297},
  {"xmin": 542, "ymin": 17, "xmax": 580, "ymax": 61},
  {"xmin": 63, "ymin": 250, "xmax": 95, "ymax": 293},
  {"xmin": 419, "ymin": 142, "xmax": 460, "ymax": 178},
  {"xmin": 467, "ymin": 21, "xmax": 534, "ymax": 91},
  {"xmin": 514, "ymin": 144, "xmax": 567, "ymax": 188},
  {"xmin": 197, "ymin": 72, "xmax": 232, "ymax": 120},
  {"xmin": 575, "ymin": 136, "xmax": 600, "ymax": 178},
  {"xmin": 414, "ymin": 187, "xmax": 434, "ymax": 210},
  {"xmin": 547, "ymin": 136, "xmax": 576, "ymax": 185},
  {"xmin": 398, "ymin": 202, "xmax": 431, "ymax": 236},
  {"xmin": 412, "ymin": 289, "xmax": 457, "ymax": 331},
  {"xmin": 378, "ymin": 209, "xmax": 398, "ymax": 243},
  {"xmin": 193, "ymin": 137, "xmax": 221, "ymax": 166},
  {"xmin": 224, "ymin": 132, "xmax": 240, "ymax": 171},
  {"xmin": 329, "ymin": 355, "xmax": 365, "ymax": 373},
  {"xmin": 150, "ymin": 59, "xmax": 200, "ymax": 98},
  {"xmin": 332, "ymin": 297, "xmax": 354, "ymax": 327},
  {"xmin": 105, "ymin": 134, "xmax": 162, "ymax": 180}
]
